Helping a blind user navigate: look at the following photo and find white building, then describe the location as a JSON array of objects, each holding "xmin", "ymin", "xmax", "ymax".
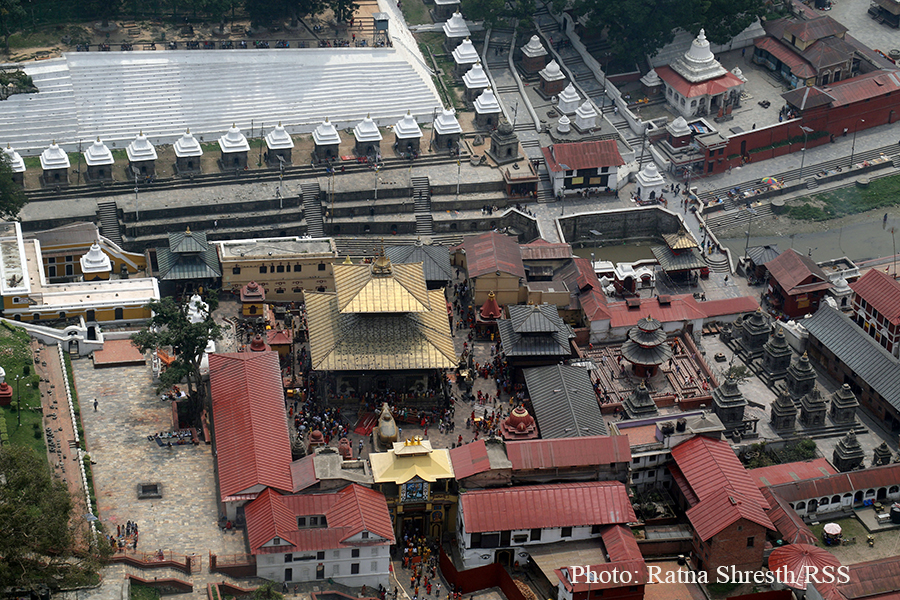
[{"xmin": 246, "ymin": 484, "xmax": 395, "ymax": 587}]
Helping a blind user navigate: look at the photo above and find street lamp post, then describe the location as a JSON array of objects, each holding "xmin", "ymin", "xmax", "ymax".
[
  {"xmin": 850, "ymin": 119, "xmax": 865, "ymax": 169},
  {"xmin": 15, "ymin": 374, "xmax": 21, "ymax": 427},
  {"xmin": 798, "ymin": 125, "xmax": 813, "ymax": 183},
  {"xmin": 132, "ymin": 166, "xmax": 141, "ymax": 221},
  {"xmin": 558, "ymin": 163, "xmax": 571, "ymax": 216}
]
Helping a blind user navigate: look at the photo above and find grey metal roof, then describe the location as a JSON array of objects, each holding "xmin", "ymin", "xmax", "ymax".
[
  {"xmin": 651, "ymin": 246, "xmax": 707, "ymax": 272},
  {"xmin": 156, "ymin": 245, "xmax": 222, "ymax": 281},
  {"xmin": 385, "ymin": 244, "xmax": 453, "ymax": 284},
  {"xmin": 523, "ymin": 364, "xmax": 608, "ymax": 438},
  {"xmin": 498, "ymin": 319, "xmax": 573, "ymax": 357},
  {"xmin": 169, "ymin": 230, "xmax": 208, "ymax": 254},
  {"xmin": 803, "ymin": 305, "xmax": 900, "ymax": 412},
  {"xmin": 747, "ymin": 245, "xmax": 780, "ymax": 266},
  {"xmin": 509, "ymin": 304, "xmax": 562, "ymax": 333}
]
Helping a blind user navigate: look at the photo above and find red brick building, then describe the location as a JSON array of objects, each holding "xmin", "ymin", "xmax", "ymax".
[
  {"xmin": 669, "ymin": 436, "xmax": 775, "ymax": 575},
  {"xmin": 763, "ymin": 249, "xmax": 832, "ymax": 318},
  {"xmin": 850, "ymin": 269, "xmax": 900, "ymax": 357}
]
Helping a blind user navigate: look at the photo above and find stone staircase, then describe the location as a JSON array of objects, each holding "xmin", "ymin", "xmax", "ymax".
[
  {"xmin": 704, "ymin": 203, "xmax": 774, "ymax": 234},
  {"xmin": 411, "ymin": 176, "xmax": 434, "ymax": 236},
  {"xmin": 301, "ymin": 183, "xmax": 325, "ymax": 238},
  {"xmin": 703, "ymin": 253, "xmax": 731, "ymax": 274},
  {"xmin": 332, "ymin": 234, "xmax": 466, "ymax": 258},
  {"xmin": 96, "ymin": 201, "xmax": 123, "ymax": 246}
]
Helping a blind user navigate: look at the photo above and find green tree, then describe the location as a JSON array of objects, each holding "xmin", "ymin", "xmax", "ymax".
[
  {"xmin": 459, "ymin": 0, "xmax": 505, "ymax": 29},
  {"xmin": 0, "ymin": 445, "xmax": 104, "ymax": 590},
  {"xmin": 85, "ymin": 0, "xmax": 121, "ymax": 29},
  {"xmin": 724, "ymin": 363, "xmax": 751, "ymax": 383},
  {"xmin": 0, "ymin": 152, "xmax": 27, "ymax": 219},
  {"xmin": 0, "ymin": 0, "xmax": 26, "ymax": 54},
  {"xmin": 251, "ymin": 583, "xmax": 285, "ymax": 600},
  {"xmin": 682, "ymin": 0, "xmax": 766, "ymax": 46},
  {"xmin": 327, "ymin": 0, "xmax": 357, "ymax": 23},
  {"xmin": 573, "ymin": 0, "xmax": 680, "ymax": 64},
  {"xmin": 131, "ymin": 294, "xmax": 222, "ymax": 403}
]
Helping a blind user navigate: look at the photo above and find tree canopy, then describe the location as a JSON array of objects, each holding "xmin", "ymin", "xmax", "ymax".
[
  {"xmin": 0, "ymin": 445, "xmax": 103, "ymax": 590},
  {"xmin": 0, "ymin": 152, "xmax": 27, "ymax": 219},
  {"xmin": 131, "ymin": 294, "xmax": 222, "ymax": 403}
]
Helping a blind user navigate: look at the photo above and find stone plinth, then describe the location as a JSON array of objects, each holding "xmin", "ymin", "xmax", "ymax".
[
  {"xmin": 828, "ymin": 383, "xmax": 859, "ymax": 425},
  {"xmin": 832, "ymin": 431, "xmax": 864, "ymax": 472},
  {"xmin": 487, "ymin": 120, "xmax": 519, "ymax": 165},
  {"xmin": 265, "ymin": 122, "xmax": 295, "ymax": 167},
  {"xmin": 313, "ymin": 118, "xmax": 342, "ymax": 161},
  {"xmin": 353, "ymin": 115, "xmax": 383, "ymax": 157},
  {"xmin": 0, "ymin": 382, "xmax": 11, "ymax": 406},
  {"xmin": 539, "ymin": 60, "xmax": 566, "ymax": 98},
  {"xmin": 452, "ymin": 38, "xmax": 479, "ymax": 75},
  {"xmin": 3, "ymin": 144, "xmax": 25, "ymax": 186},
  {"xmin": 635, "ymin": 162, "xmax": 665, "ymax": 201},
  {"xmin": 126, "ymin": 132, "xmax": 158, "ymax": 178},
  {"xmin": 463, "ymin": 62, "xmax": 490, "ymax": 101},
  {"xmin": 474, "ymin": 88, "xmax": 501, "ymax": 129},
  {"xmin": 557, "ymin": 83, "xmax": 580, "ymax": 115},
  {"xmin": 84, "ymin": 138, "xmax": 114, "ymax": 183},
  {"xmin": 769, "ymin": 390, "xmax": 797, "ymax": 431},
  {"xmin": 394, "ymin": 110, "xmax": 423, "ymax": 154},
  {"xmin": 433, "ymin": 109, "xmax": 462, "ymax": 152},
  {"xmin": 574, "ymin": 101, "xmax": 598, "ymax": 132},
  {"xmin": 786, "ymin": 352, "xmax": 817, "ymax": 399},
  {"xmin": 174, "ymin": 129, "xmax": 203, "ymax": 175},
  {"xmin": 520, "ymin": 35, "xmax": 548, "ymax": 75},
  {"xmin": 799, "ymin": 388, "xmax": 827, "ymax": 428},
  {"xmin": 218, "ymin": 124, "xmax": 250, "ymax": 171},
  {"xmin": 712, "ymin": 377, "xmax": 746, "ymax": 431},
  {"xmin": 762, "ymin": 327, "xmax": 792, "ymax": 377}
]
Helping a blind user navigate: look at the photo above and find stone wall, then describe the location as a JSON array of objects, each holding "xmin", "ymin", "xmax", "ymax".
[{"xmin": 558, "ymin": 206, "xmax": 682, "ymax": 245}]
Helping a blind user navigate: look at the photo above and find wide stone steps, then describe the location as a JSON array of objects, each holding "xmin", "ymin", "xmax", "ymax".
[
  {"xmin": 415, "ymin": 213, "xmax": 434, "ymax": 236},
  {"xmin": 301, "ymin": 183, "xmax": 325, "ymax": 238},
  {"xmin": 96, "ymin": 201, "xmax": 123, "ymax": 246},
  {"xmin": 703, "ymin": 254, "xmax": 731, "ymax": 274},
  {"xmin": 705, "ymin": 203, "xmax": 774, "ymax": 234}
]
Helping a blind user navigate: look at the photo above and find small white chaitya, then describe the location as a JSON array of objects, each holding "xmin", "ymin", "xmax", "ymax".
[
  {"xmin": 539, "ymin": 60, "xmax": 566, "ymax": 97},
  {"xmin": 452, "ymin": 37, "xmax": 479, "ymax": 74},
  {"xmin": 84, "ymin": 137, "xmax": 114, "ymax": 182},
  {"xmin": 353, "ymin": 114, "xmax": 383, "ymax": 156},
  {"xmin": 218, "ymin": 124, "xmax": 250, "ymax": 170},
  {"xmin": 640, "ymin": 68, "xmax": 663, "ymax": 96},
  {"xmin": 557, "ymin": 83, "xmax": 580, "ymax": 115},
  {"xmin": 126, "ymin": 131, "xmax": 158, "ymax": 177},
  {"xmin": 313, "ymin": 117, "xmax": 342, "ymax": 160},
  {"xmin": 265, "ymin": 122, "xmax": 295, "ymax": 167},
  {"xmin": 443, "ymin": 12, "xmax": 470, "ymax": 40},
  {"xmin": 521, "ymin": 35, "xmax": 548, "ymax": 74},
  {"xmin": 433, "ymin": 108, "xmax": 463, "ymax": 152},
  {"xmin": 474, "ymin": 88, "xmax": 502, "ymax": 128},
  {"xmin": 394, "ymin": 110, "xmax": 423, "ymax": 153},
  {"xmin": 557, "ymin": 114, "xmax": 572, "ymax": 134},
  {"xmin": 174, "ymin": 128, "xmax": 203, "ymax": 175},
  {"xmin": 3, "ymin": 144, "xmax": 25, "ymax": 185},
  {"xmin": 635, "ymin": 162, "xmax": 666, "ymax": 201},
  {"xmin": 574, "ymin": 101, "xmax": 598, "ymax": 131},
  {"xmin": 80, "ymin": 241, "xmax": 112, "ymax": 281},
  {"xmin": 463, "ymin": 62, "xmax": 491, "ymax": 101}
]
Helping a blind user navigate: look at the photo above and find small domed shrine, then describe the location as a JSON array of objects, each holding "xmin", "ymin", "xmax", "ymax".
[
  {"xmin": 623, "ymin": 380, "xmax": 660, "ymax": 419},
  {"xmin": 433, "ymin": 108, "xmax": 462, "ymax": 152},
  {"xmin": 393, "ymin": 110, "xmax": 423, "ymax": 154},
  {"xmin": 80, "ymin": 240, "xmax": 111, "ymax": 281},
  {"xmin": 240, "ymin": 281, "xmax": 266, "ymax": 316},
  {"xmin": 249, "ymin": 333, "xmax": 271, "ymax": 353},
  {"xmin": 474, "ymin": 88, "xmax": 502, "ymax": 129},
  {"xmin": 307, "ymin": 429, "xmax": 326, "ymax": 453},
  {"xmin": 338, "ymin": 437, "xmax": 353, "ymax": 460},
  {"xmin": 353, "ymin": 114, "xmax": 383, "ymax": 157},
  {"xmin": 487, "ymin": 119, "xmax": 520, "ymax": 165},
  {"xmin": 520, "ymin": 35, "xmax": 548, "ymax": 74},
  {"xmin": 3, "ymin": 144, "xmax": 24, "ymax": 186},
  {"xmin": 264, "ymin": 122, "xmax": 294, "ymax": 167},
  {"xmin": 173, "ymin": 128, "xmax": 203, "ymax": 175},
  {"xmin": 712, "ymin": 376, "xmax": 747, "ymax": 431},
  {"xmin": 829, "ymin": 383, "xmax": 859, "ymax": 425},
  {"xmin": 443, "ymin": 12, "xmax": 470, "ymax": 40},
  {"xmin": 218, "ymin": 124, "xmax": 250, "ymax": 171},
  {"xmin": 635, "ymin": 162, "xmax": 665, "ymax": 201},
  {"xmin": 656, "ymin": 29, "xmax": 744, "ymax": 118},
  {"xmin": 313, "ymin": 117, "xmax": 342, "ymax": 161},
  {"xmin": 126, "ymin": 131, "xmax": 158, "ymax": 177},
  {"xmin": 84, "ymin": 137, "xmax": 114, "ymax": 182},
  {"xmin": 475, "ymin": 290, "xmax": 503, "ymax": 338},
  {"xmin": 740, "ymin": 307, "xmax": 770, "ymax": 357},
  {"xmin": 574, "ymin": 101, "xmax": 598, "ymax": 132},
  {"xmin": 463, "ymin": 62, "xmax": 491, "ymax": 101},
  {"xmin": 799, "ymin": 387, "xmax": 827, "ymax": 427},
  {"xmin": 557, "ymin": 83, "xmax": 581, "ymax": 115},
  {"xmin": 620, "ymin": 315, "xmax": 672, "ymax": 377},
  {"xmin": 873, "ymin": 441, "xmax": 893, "ymax": 466},
  {"xmin": 769, "ymin": 389, "xmax": 797, "ymax": 431},
  {"xmin": 556, "ymin": 114, "xmax": 571, "ymax": 134},
  {"xmin": 539, "ymin": 60, "xmax": 566, "ymax": 98},
  {"xmin": 832, "ymin": 430, "xmax": 864, "ymax": 472},
  {"xmin": 452, "ymin": 38, "xmax": 479, "ymax": 75},
  {"xmin": 500, "ymin": 405, "xmax": 538, "ymax": 440},
  {"xmin": 761, "ymin": 327, "xmax": 792, "ymax": 377},
  {"xmin": 786, "ymin": 352, "xmax": 817, "ymax": 399}
]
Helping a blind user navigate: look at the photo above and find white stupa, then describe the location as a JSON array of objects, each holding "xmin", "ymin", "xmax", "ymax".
[
  {"xmin": 557, "ymin": 83, "xmax": 581, "ymax": 115},
  {"xmin": 521, "ymin": 35, "xmax": 548, "ymax": 59},
  {"xmin": 557, "ymin": 114, "xmax": 572, "ymax": 134},
  {"xmin": 671, "ymin": 29, "xmax": 727, "ymax": 83},
  {"xmin": 313, "ymin": 118, "xmax": 342, "ymax": 146},
  {"xmin": 475, "ymin": 88, "xmax": 501, "ymax": 115},
  {"xmin": 3, "ymin": 144, "xmax": 25, "ymax": 173},
  {"xmin": 539, "ymin": 60, "xmax": 565, "ymax": 83},
  {"xmin": 126, "ymin": 131, "xmax": 158, "ymax": 163},
  {"xmin": 218, "ymin": 124, "xmax": 250, "ymax": 154},
  {"xmin": 667, "ymin": 116, "xmax": 691, "ymax": 137},
  {"xmin": 635, "ymin": 162, "xmax": 665, "ymax": 200},
  {"xmin": 640, "ymin": 68, "xmax": 662, "ymax": 88},
  {"xmin": 463, "ymin": 62, "xmax": 490, "ymax": 92},
  {"xmin": 174, "ymin": 129, "xmax": 203, "ymax": 158},
  {"xmin": 575, "ymin": 101, "xmax": 598, "ymax": 130},
  {"xmin": 452, "ymin": 38, "xmax": 479, "ymax": 70},
  {"xmin": 84, "ymin": 138, "xmax": 114, "ymax": 167},
  {"xmin": 394, "ymin": 111, "xmax": 423, "ymax": 141},
  {"xmin": 186, "ymin": 293, "xmax": 210, "ymax": 324},
  {"xmin": 732, "ymin": 66, "xmax": 748, "ymax": 82},
  {"xmin": 265, "ymin": 122, "xmax": 295, "ymax": 151},
  {"xmin": 80, "ymin": 240, "xmax": 111, "ymax": 278},
  {"xmin": 40, "ymin": 142, "xmax": 70, "ymax": 170},
  {"xmin": 443, "ymin": 12, "xmax": 470, "ymax": 39},
  {"xmin": 434, "ymin": 109, "xmax": 463, "ymax": 135},
  {"xmin": 353, "ymin": 114, "xmax": 383, "ymax": 144}
]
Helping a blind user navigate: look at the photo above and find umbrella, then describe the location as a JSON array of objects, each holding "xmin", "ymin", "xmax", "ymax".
[
  {"xmin": 823, "ymin": 523, "xmax": 841, "ymax": 535},
  {"xmin": 761, "ymin": 177, "xmax": 779, "ymax": 185}
]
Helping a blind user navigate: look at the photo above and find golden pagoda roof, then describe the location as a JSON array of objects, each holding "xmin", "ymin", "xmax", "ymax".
[
  {"xmin": 369, "ymin": 441, "xmax": 454, "ymax": 484},
  {"xmin": 333, "ymin": 262, "xmax": 432, "ymax": 313},
  {"xmin": 662, "ymin": 229, "xmax": 699, "ymax": 250},
  {"xmin": 305, "ymin": 289, "xmax": 456, "ymax": 371}
]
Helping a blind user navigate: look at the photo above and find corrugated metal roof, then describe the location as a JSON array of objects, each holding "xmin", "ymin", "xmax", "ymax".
[
  {"xmin": 385, "ymin": 244, "xmax": 453, "ymax": 284},
  {"xmin": 541, "ymin": 140, "xmax": 624, "ymax": 173},
  {"xmin": 749, "ymin": 458, "xmax": 837, "ymax": 488},
  {"xmin": 769, "ymin": 544, "xmax": 842, "ymax": 590},
  {"xmin": 820, "ymin": 69, "xmax": 900, "ymax": 108},
  {"xmin": 290, "ymin": 454, "xmax": 319, "ymax": 492},
  {"xmin": 522, "ymin": 365, "xmax": 609, "ymax": 438},
  {"xmin": 580, "ymin": 288, "xmax": 611, "ymax": 322},
  {"xmin": 802, "ymin": 36, "xmax": 855, "ymax": 71},
  {"xmin": 557, "ymin": 257, "xmax": 601, "ymax": 293},
  {"xmin": 452, "ymin": 232, "xmax": 525, "ymax": 279},
  {"xmin": 156, "ymin": 245, "xmax": 222, "ymax": 281},
  {"xmin": 169, "ymin": 229, "xmax": 209, "ymax": 254},
  {"xmin": 783, "ymin": 85, "xmax": 835, "ymax": 110},
  {"xmin": 511, "ymin": 304, "xmax": 561, "ymax": 333},
  {"xmin": 747, "ymin": 245, "xmax": 781, "ymax": 266},
  {"xmin": 701, "ymin": 297, "xmax": 760, "ymax": 319},
  {"xmin": 686, "ymin": 489, "xmax": 775, "ymax": 541},
  {"xmin": 520, "ymin": 241, "xmax": 573, "ymax": 261},
  {"xmin": 498, "ymin": 308, "xmax": 573, "ymax": 357},
  {"xmin": 245, "ymin": 488, "xmax": 299, "ymax": 552},
  {"xmin": 850, "ymin": 269, "xmax": 900, "ymax": 325},
  {"xmin": 267, "ymin": 329, "xmax": 293, "ymax": 346},
  {"xmin": 839, "ymin": 556, "xmax": 900, "ymax": 600},
  {"xmin": 803, "ymin": 304, "xmax": 900, "ymax": 412},
  {"xmin": 767, "ymin": 462, "xmax": 900, "ymax": 503},
  {"xmin": 460, "ymin": 482, "xmax": 635, "ymax": 533},
  {"xmin": 449, "ymin": 439, "xmax": 492, "ymax": 479},
  {"xmin": 607, "ymin": 294, "xmax": 706, "ymax": 328},
  {"xmin": 210, "ymin": 352, "xmax": 294, "ymax": 500},
  {"xmin": 554, "ymin": 526, "xmax": 648, "ymax": 591},
  {"xmin": 651, "ymin": 245, "xmax": 707, "ymax": 272},
  {"xmin": 783, "ymin": 15, "xmax": 847, "ymax": 42},
  {"xmin": 756, "ymin": 37, "xmax": 817, "ymax": 80},
  {"xmin": 507, "ymin": 435, "xmax": 629, "ymax": 470},
  {"xmin": 765, "ymin": 248, "xmax": 832, "ymax": 294},
  {"xmin": 662, "ymin": 230, "xmax": 699, "ymax": 250},
  {"xmin": 761, "ymin": 486, "xmax": 817, "ymax": 545}
]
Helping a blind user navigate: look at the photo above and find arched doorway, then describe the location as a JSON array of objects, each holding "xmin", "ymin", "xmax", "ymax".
[
  {"xmin": 495, "ymin": 549, "xmax": 513, "ymax": 566},
  {"xmin": 877, "ymin": 487, "xmax": 887, "ymax": 500}
]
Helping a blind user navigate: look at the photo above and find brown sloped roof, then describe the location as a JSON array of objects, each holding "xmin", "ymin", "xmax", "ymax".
[
  {"xmin": 452, "ymin": 232, "xmax": 526, "ymax": 278},
  {"xmin": 850, "ymin": 269, "xmax": 900, "ymax": 325},
  {"xmin": 765, "ymin": 248, "xmax": 832, "ymax": 294}
]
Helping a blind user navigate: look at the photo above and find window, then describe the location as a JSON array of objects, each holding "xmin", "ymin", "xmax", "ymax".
[
  {"xmin": 632, "ymin": 458, "xmax": 640, "ymax": 465},
  {"xmin": 318, "ymin": 263, "xmax": 326, "ymax": 271},
  {"xmin": 561, "ymin": 527, "xmax": 572, "ymax": 538},
  {"xmin": 352, "ymin": 549, "xmax": 360, "ymax": 558},
  {"xmin": 276, "ymin": 288, "xmax": 285, "ymax": 294},
  {"xmin": 232, "ymin": 267, "xmax": 241, "ymax": 275},
  {"xmin": 65, "ymin": 255, "xmax": 74, "ymax": 263},
  {"xmin": 260, "ymin": 266, "xmax": 268, "ymax": 274},
  {"xmin": 293, "ymin": 287, "xmax": 304, "ymax": 293},
  {"xmin": 317, "ymin": 551, "xmax": 325, "ymax": 560},
  {"xmin": 333, "ymin": 550, "xmax": 340, "ymax": 558},
  {"xmin": 530, "ymin": 529, "xmax": 541, "ymax": 542},
  {"xmin": 277, "ymin": 265, "xmax": 285, "ymax": 273},
  {"xmin": 298, "ymin": 517, "xmax": 306, "ymax": 527},
  {"xmin": 33, "ymin": 314, "xmax": 40, "ymax": 321},
  {"xmin": 48, "ymin": 266, "xmax": 57, "ymax": 277},
  {"xmin": 747, "ymin": 537, "xmax": 755, "ymax": 548},
  {"xmin": 48, "ymin": 257, "xmax": 56, "ymax": 264},
  {"xmin": 294, "ymin": 264, "xmax": 302, "ymax": 272},
  {"xmin": 591, "ymin": 525, "xmax": 601, "ymax": 534},
  {"xmin": 362, "ymin": 532, "xmax": 369, "ymax": 539},
  {"xmin": 273, "ymin": 537, "xmax": 281, "ymax": 545},
  {"xmin": 371, "ymin": 561, "xmax": 378, "ymax": 572},
  {"xmin": 285, "ymin": 554, "xmax": 293, "ymax": 563},
  {"xmin": 351, "ymin": 564, "xmax": 360, "ymax": 575}
]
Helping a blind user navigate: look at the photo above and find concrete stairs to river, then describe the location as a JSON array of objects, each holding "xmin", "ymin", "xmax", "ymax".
[
  {"xmin": 412, "ymin": 176, "xmax": 434, "ymax": 237},
  {"xmin": 301, "ymin": 183, "xmax": 325, "ymax": 238},
  {"xmin": 96, "ymin": 201, "xmax": 124, "ymax": 246}
]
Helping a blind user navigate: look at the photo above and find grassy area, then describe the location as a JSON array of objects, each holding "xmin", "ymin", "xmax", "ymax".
[
  {"xmin": 7, "ymin": 30, "xmax": 62, "ymax": 49},
  {"xmin": 0, "ymin": 322, "xmax": 44, "ymax": 454},
  {"xmin": 416, "ymin": 32, "xmax": 463, "ymax": 110},
  {"xmin": 810, "ymin": 516, "xmax": 867, "ymax": 544},
  {"xmin": 131, "ymin": 583, "xmax": 162, "ymax": 600},
  {"xmin": 787, "ymin": 174, "xmax": 900, "ymax": 221},
  {"xmin": 400, "ymin": 0, "xmax": 432, "ymax": 26}
]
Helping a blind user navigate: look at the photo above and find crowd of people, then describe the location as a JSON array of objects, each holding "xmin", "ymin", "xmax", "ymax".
[{"xmin": 106, "ymin": 520, "xmax": 139, "ymax": 552}]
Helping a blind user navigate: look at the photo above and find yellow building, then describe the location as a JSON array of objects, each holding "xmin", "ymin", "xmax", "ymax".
[
  {"xmin": 217, "ymin": 237, "xmax": 338, "ymax": 303},
  {"xmin": 369, "ymin": 437, "xmax": 457, "ymax": 540},
  {"xmin": 451, "ymin": 232, "xmax": 525, "ymax": 306},
  {"xmin": 29, "ymin": 222, "xmax": 147, "ymax": 281},
  {"xmin": 0, "ymin": 222, "xmax": 158, "ymax": 324}
]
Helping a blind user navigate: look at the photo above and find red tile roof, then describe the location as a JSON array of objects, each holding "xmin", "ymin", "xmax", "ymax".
[
  {"xmin": 850, "ymin": 269, "xmax": 900, "ymax": 325},
  {"xmin": 655, "ymin": 66, "xmax": 745, "ymax": 99},
  {"xmin": 761, "ymin": 486, "xmax": 817, "ymax": 545},
  {"xmin": 769, "ymin": 544, "xmax": 842, "ymax": 590},
  {"xmin": 837, "ymin": 555, "xmax": 900, "ymax": 600},
  {"xmin": 460, "ymin": 481, "xmax": 635, "ymax": 533},
  {"xmin": 541, "ymin": 140, "xmax": 625, "ymax": 173},
  {"xmin": 452, "ymin": 232, "xmax": 526, "ymax": 279},
  {"xmin": 520, "ymin": 240, "xmax": 573, "ymax": 261},
  {"xmin": 210, "ymin": 352, "xmax": 294, "ymax": 500},
  {"xmin": 449, "ymin": 439, "xmax": 492, "ymax": 479},
  {"xmin": 749, "ymin": 458, "xmax": 837, "ymax": 489},
  {"xmin": 555, "ymin": 526, "xmax": 648, "ymax": 591},
  {"xmin": 765, "ymin": 249, "xmax": 832, "ymax": 295},
  {"xmin": 580, "ymin": 288, "xmax": 611, "ymax": 322},
  {"xmin": 701, "ymin": 296, "xmax": 760, "ymax": 319},
  {"xmin": 767, "ymin": 462, "xmax": 900, "ymax": 503},
  {"xmin": 290, "ymin": 454, "xmax": 319, "ymax": 493},
  {"xmin": 600, "ymin": 524, "xmax": 644, "ymax": 563},
  {"xmin": 506, "ymin": 436, "xmax": 631, "ymax": 470},
  {"xmin": 671, "ymin": 436, "xmax": 773, "ymax": 540},
  {"xmin": 755, "ymin": 37, "xmax": 816, "ymax": 80},
  {"xmin": 247, "ymin": 484, "xmax": 395, "ymax": 554},
  {"xmin": 606, "ymin": 294, "xmax": 706, "ymax": 328},
  {"xmin": 572, "ymin": 257, "xmax": 601, "ymax": 291},
  {"xmin": 267, "ymin": 329, "xmax": 293, "ymax": 346}
]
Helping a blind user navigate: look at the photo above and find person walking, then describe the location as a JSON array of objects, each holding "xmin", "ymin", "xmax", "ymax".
[{"xmin": 93, "ymin": 398, "xmax": 98, "ymax": 411}]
